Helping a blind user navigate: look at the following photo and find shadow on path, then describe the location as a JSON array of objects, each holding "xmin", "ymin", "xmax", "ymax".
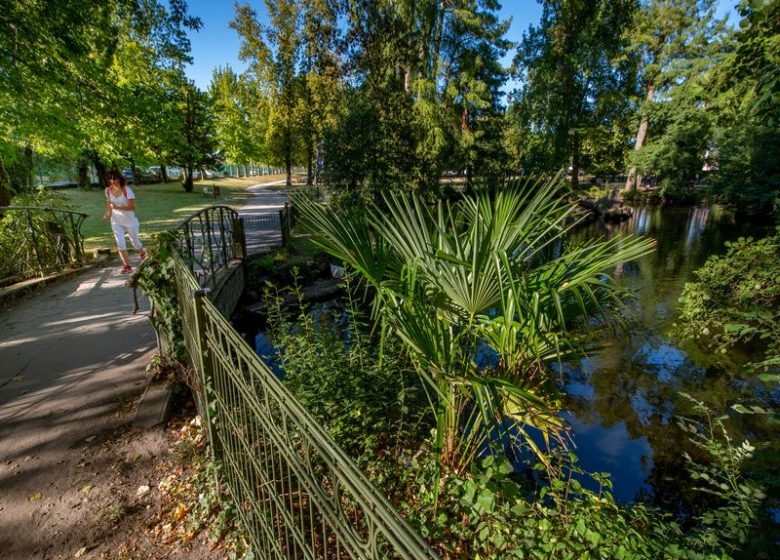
[{"xmin": 0, "ymin": 265, "xmax": 155, "ymax": 559}]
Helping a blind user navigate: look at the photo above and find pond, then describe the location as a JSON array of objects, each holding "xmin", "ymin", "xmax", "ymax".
[
  {"xmin": 245, "ymin": 203, "xmax": 776, "ymax": 511},
  {"xmin": 564, "ymin": 204, "xmax": 777, "ymax": 507}
]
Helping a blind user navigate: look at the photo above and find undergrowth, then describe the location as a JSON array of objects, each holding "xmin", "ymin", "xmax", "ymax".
[{"xmin": 261, "ymin": 279, "xmax": 773, "ymax": 559}]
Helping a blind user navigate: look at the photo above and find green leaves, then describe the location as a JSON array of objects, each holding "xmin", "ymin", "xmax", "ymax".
[
  {"xmin": 296, "ymin": 174, "xmax": 656, "ymax": 472},
  {"xmin": 675, "ymin": 229, "xmax": 780, "ymax": 375}
]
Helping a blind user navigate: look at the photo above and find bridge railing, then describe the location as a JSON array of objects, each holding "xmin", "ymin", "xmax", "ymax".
[
  {"xmin": 171, "ymin": 217, "xmax": 437, "ymax": 559},
  {"xmin": 177, "ymin": 205, "xmax": 245, "ymax": 290},
  {"xmin": 0, "ymin": 206, "xmax": 88, "ymax": 287},
  {"xmin": 168, "ymin": 203, "xmax": 436, "ymax": 560}
]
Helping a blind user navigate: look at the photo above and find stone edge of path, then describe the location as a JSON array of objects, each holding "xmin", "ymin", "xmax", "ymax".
[{"xmin": 133, "ymin": 379, "xmax": 176, "ymax": 429}]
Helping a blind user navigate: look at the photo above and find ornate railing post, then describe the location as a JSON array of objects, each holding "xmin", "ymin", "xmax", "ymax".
[
  {"xmin": 192, "ymin": 287, "xmax": 219, "ymax": 461},
  {"xmin": 231, "ymin": 216, "xmax": 246, "ymax": 260}
]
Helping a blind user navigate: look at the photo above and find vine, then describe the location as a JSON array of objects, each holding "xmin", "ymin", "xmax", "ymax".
[{"xmin": 128, "ymin": 230, "xmax": 187, "ymax": 363}]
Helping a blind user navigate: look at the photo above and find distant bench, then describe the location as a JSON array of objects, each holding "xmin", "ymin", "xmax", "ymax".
[{"xmin": 202, "ymin": 185, "xmax": 222, "ymax": 198}]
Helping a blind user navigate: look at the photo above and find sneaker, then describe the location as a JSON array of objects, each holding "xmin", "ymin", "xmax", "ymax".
[
  {"xmin": 120, "ymin": 264, "xmax": 132, "ymax": 274},
  {"xmin": 139, "ymin": 249, "xmax": 147, "ymax": 261}
]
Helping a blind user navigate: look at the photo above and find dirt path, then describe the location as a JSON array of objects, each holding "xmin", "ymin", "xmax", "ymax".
[{"xmin": 0, "ymin": 264, "xmax": 157, "ymax": 559}]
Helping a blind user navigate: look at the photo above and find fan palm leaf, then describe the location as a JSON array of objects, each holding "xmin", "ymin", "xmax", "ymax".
[{"xmin": 294, "ymin": 175, "xmax": 656, "ymax": 473}]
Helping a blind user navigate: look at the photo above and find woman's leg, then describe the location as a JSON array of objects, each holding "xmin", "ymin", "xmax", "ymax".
[
  {"xmin": 111, "ymin": 222, "xmax": 131, "ymax": 266},
  {"xmin": 126, "ymin": 221, "xmax": 143, "ymax": 251},
  {"xmin": 125, "ymin": 220, "xmax": 146, "ymax": 261}
]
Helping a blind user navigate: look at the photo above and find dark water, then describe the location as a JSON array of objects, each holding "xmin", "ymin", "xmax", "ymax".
[
  {"xmin": 563, "ymin": 204, "xmax": 776, "ymax": 505},
  {"xmin": 248, "ymin": 203, "xmax": 775, "ymax": 508}
]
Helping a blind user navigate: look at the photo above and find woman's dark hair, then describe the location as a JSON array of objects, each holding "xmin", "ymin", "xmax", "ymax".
[{"xmin": 107, "ymin": 170, "xmax": 126, "ymax": 188}]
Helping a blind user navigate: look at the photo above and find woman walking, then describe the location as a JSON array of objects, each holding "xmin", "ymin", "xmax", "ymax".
[{"xmin": 103, "ymin": 170, "xmax": 146, "ymax": 273}]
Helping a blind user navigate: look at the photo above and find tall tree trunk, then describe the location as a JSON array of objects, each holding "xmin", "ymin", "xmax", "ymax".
[
  {"xmin": 131, "ymin": 161, "xmax": 142, "ymax": 187},
  {"xmin": 184, "ymin": 164, "xmax": 194, "ymax": 192},
  {"xmin": 625, "ymin": 83, "xmax": 656, "ymax": 191},
  {"xmin": 8, "ymin": 143, "xmax": 35, "ymax": 192},
  {"xmin": 21, "ymin": 144, "xmax": 33, "ymax": 190},
  {"xmin": 90, "ymin": 152, "xmax": 108, "ymax": 189},
  {"xmin": 306, "ymin": 140, "xmax": 314, "ymax": 186},
  {"xmin": 285, "ymin": 125, "xmax": 293, "ymax": 188},
  {"xmin": 160, "ymin": 164, "xmax": 168, "ymax": 184},
  {"xmin": 570, "ymin": 131, "xmax": 581, "ymax": 190},
  {"xmin": 0, "ymin": 157, "xmax": 12, "ymax": 207},
  {"xmin": 77, "ymin": 161, "xmax": 90, "ymax": 188},
  {"xmin": 286, "ymin": 152, "xmax": 292, "ymax": 188}
]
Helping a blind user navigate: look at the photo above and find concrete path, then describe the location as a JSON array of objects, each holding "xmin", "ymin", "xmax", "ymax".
[
  {"xmin": 236, "ymin": 179, "xmax": 289, "ymax": 255},
  {"xmin": 0, "ymin": 265, "xmax": 155, "ymax": 559},
  {"xmin": 0, "ymin": 179, "xmax": 288, "ymax": 558}
]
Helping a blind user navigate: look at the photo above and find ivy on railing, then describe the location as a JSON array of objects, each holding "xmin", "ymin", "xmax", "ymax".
[{"xmin": 128, "ymin": 230, "xmax": 188, "ymax": 363}]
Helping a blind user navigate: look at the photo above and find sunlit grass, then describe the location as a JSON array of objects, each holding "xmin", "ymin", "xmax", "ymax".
[{"xmin": 60, "ymin": 175, "xmax": 285, "ymax": 249}]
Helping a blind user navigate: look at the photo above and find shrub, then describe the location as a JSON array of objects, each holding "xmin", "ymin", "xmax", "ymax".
[
  {"xmin": 268, "ymin": 287, "xmax": 767, "ymax": 559},
  {"xmin": 676, "ymin": 229, "xmax": 780, "ymax": 378}
]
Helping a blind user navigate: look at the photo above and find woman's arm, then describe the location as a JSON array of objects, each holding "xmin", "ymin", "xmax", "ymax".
[
  {"xmin": 103, "ymin": 201, "xmax": 111, "ymax": 220},
  {"xmin": 109, "ymin": 199, "xmax": 136, "ymax": 211}
]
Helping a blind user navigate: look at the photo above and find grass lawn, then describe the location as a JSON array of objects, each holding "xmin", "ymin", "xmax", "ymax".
[{"xmin": 60, "ymin": 175, "xmax": 285, "ymax": 250}]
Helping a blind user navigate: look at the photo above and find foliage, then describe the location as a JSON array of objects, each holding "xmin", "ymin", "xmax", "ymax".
[
  {"xmin": 630, "ymin": 99, "xmax": 712, "ymax": 187},
  {"xmin": 622, "ymin": 0, "xmax": 727, "ymax": 191},
  {"xmin": 296, "ymin": 175, "xmax": 656, "ymax": 473},
  {"xmin": 264, "ymin": 273, "xmax": 429, "ymax": 459},
  {"xmin": 269, "ymin": 289, "xmax": 766, "ymax": 559},
  {"xmin": 0, "ymin": 188, "xmax": 81, "ymax": 281},
  {"xmin": 676, "ymin": 230, "xmax": 780, "ymax": 377},
  {"xmin": 678, "ymin": 394, "xmax": 768, "ymax": 552},
  {"xmin": 209, "ymin": 67, "xmax": 268, "ymax": 167},
  {"xmin": 231, "ymin": 0, "xmax": 305, "ymax": 187},
  {"xmin": 175, "ymin": 81, "xmax": 219, "ymax": 192},
  {"xmin": 512, "ymin": 0, "xmax": 637, "ymax": 186},
  {"xmin": 317, "ymin": 0, "xmax": 513, "ymax": 197},
  {"xmin": 709, "ymin": 0, "xmax": 780, "ymax": 219},
  {"xmin": 0, "ymin": 0, "xmax": 202, "ymax": 197},
  {"xmin": 247, "ymin": 236, "xmax": 329, "ymax": 285},
  {"xmin": 130, "ymin": 230, "xmax": 187, "ymax": 362}
]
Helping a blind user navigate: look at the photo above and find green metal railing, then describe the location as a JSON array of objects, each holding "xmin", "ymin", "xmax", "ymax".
[
  {"xmin": 0, "ymin": 206, "xmax": 88, "ymax": 287},
  {"xmin": 172, "ymin": 251, "xmax": 437, "ymax": 559},
  {"xmin": 177, "ymin": 205, "xmax": 245, "ymax": 290}
]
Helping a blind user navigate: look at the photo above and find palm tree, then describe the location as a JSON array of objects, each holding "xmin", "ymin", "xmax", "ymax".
[{"xmin": 294, "ymin": 175, "xmax": 655, "ymax": 473}]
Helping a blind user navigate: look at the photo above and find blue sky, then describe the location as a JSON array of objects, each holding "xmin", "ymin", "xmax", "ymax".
[{"xmin": 183, "ymin": 0, "xmax": 740, "ymax": 92}]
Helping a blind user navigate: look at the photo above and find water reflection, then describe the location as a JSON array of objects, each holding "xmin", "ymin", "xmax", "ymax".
[{"xmin": 565, "ymin": 204, "xmax": 774, "ymax": 505}]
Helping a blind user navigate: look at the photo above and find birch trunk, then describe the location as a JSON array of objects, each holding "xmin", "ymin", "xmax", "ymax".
[{"xmin": 625, "ymin": 83, "xmax": 656, "ymax": 191}]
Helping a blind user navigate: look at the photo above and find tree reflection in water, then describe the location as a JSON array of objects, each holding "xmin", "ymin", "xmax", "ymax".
[{"xmin": 563, "ymin": 204, "xmax": 776, "ymax": 510}]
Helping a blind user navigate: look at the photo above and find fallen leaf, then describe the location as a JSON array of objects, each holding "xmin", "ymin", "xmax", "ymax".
[
  {"xmin": 136, "ymin": 485, "xmax": 151, "ymax": 497},
  {"xmin": 84, "ymin": 436, "xmax": 96, "ymax": 443},
  {"xmin": 173, "ymin": 503, "xmax": 187, "ymax": 520},
  {"xmin": 29, "ymin": 492, "xmax": 42, "ymax": 501},
  {"xmin": 80, "ymin": 485, "xmax": 92, "ymax": 495},
  {"xmin": 74, "ymin": 546, "xmax": 87, "ymax": 558}
]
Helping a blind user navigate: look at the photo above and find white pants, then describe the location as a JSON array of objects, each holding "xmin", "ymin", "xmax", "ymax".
[{"xmin": 111, "ymin": 219, "xmax": 143, "ymax": 251}]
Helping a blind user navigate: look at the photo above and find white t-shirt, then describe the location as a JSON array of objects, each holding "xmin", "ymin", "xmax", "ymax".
[{"xmin": 107, "ymin": 187, "xmax": 139, "ymax": 227}]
